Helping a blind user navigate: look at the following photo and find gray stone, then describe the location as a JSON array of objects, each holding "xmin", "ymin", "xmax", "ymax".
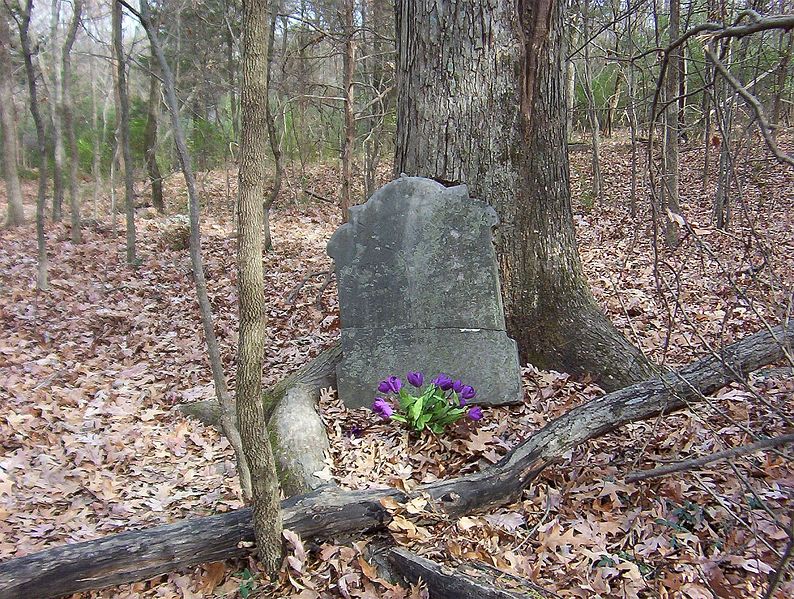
[{"xmin": 327, "ymin": 176, "xmax": 522, "ymax": 408}]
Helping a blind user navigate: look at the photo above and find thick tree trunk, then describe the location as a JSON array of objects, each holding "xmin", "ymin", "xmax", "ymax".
[
  {"xmin": 49, "ymin": 0, "xmax": 65, "ymax": 223},
  {"xmin": 143, "ymin": 49, "xmax": 165, "ymax": 213},
  {"xmin": 2, "ymin": 323, "xmax": 789, "ymax": 599},
  {"xmin": 0, "ymin": 12, "xmax": 25, "ymax": 227},
  {"xmin": 394, "ymin": 0, "xmax": 655, "ymax": 390},
  {"xmin": 62, "ymin": 0, "xmax": 83, "ymax": 243},
  {"xmin": 237, "ymin": 0, "xmax": 284, "ymax": 576},
  {"xmin": 17, "ymin": 0, "xmax": 48, "ymax": 290},
  {"xmin": 113, "ymin": 2, "xmax": 137, "ymax": 263}
]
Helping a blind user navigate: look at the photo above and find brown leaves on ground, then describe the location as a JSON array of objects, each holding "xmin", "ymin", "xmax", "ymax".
[{"xmin": 1, "ymin": 138, "xmax": 792, "ymax": 597}]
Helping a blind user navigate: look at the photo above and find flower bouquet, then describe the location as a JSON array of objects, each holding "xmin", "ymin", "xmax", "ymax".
[{"xmin": 371, "ymin": 371, "xmax": 483, "ymax": 433}]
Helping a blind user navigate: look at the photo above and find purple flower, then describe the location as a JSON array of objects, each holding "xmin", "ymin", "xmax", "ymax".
[
  {"xmin": 432, "ymin": 374, "xmax": 454, "ymax": 391},
  {"xmin": 467, "ymin": 406, "xmax": 483, "ymax": 421},
  {"xmin": 387, "ymin": 376, "xmax": 402, "ymax": 393},
  {"xmin": 452, "ymin": 379, "xmax": 464, "ymax": 393},
  {"xmin": 377, "ymin": 376, "xmax": 402, "ymax": 394},
  {"xmin": 407, "ymin": 371, "xmax": 424, "ymax": 388},
  {"xmin": 460, "ymin": 385, "xmax": 476, "ymax": 400},
  {"xmin": 372, "ymin": 397, "xmax": 393, "ymax": 420}
]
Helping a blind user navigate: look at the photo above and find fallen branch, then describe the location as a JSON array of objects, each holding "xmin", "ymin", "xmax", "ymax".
[
  {"xmin": 286, "ymin": 269, "xmax": 332, "ymax": 304},
  {"xmin": 625, "ymin": 433, "xmax": 794, "ymax": 482},
  {"xmin": 304, "ymin": 189, "xmax": 336, "ymax": 204},
  {"xmin": 387, "ymin": 548, "xmax": 551, "ymax": 599},
  {"xmin": 1, "ymin": 323, "xmax": 790, "ymax": 599}
]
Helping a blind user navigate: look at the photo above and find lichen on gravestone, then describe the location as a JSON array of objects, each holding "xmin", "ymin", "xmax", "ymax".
[{"xmin": 327, "ymin": 176, "xmax": 523, "ymax": 408}]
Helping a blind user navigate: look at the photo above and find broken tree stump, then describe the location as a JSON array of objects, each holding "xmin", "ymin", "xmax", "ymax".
[{"xmin": 1, "ymin": 323, "xmax": 790, "ymax": 599}]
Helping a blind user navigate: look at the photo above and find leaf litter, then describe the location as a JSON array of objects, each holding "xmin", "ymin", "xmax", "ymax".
[{"xmin": 0, "ymin": 141, "xmax": 792, "ymax": 597}]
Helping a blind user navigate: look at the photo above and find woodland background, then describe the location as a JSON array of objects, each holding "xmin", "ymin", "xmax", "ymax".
[{"xmin": 0, "ymin": 0, "xmax": 793, "ymax": 597}]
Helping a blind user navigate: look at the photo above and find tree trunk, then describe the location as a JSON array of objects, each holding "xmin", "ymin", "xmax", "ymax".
[
  {"xmin": 340, "ymin": 0, "xmax": 355, "ymax": 222},
  {"xmin": 263, "ymin": 0, "xmax": 283, "ymax": 252},
  {"xmin": 0, "ymin": 10, "xmax": 25, "ymax": 227},
  {"xmin": 2, "ymin": 322, "xmax": 789, "ymax": 599},
  {"xmin": 133, "ymin": 0, "xmax": 253, "ymax": 501},
  {"xmin": 17, "ymin": 0, "xmax": 48, "ymax": 290},
  {"xmin": 237, "ymin": 0, "xmax": 284, "ymax": 577},
  {"xmin": 113, "ymin": 1, "xmax": 136, "ymax": 263},
  {"xmin": 661, "ymin": 0, "xmax": 681, "ymax": 247},
  {"xmin": 582, "ymin": 0, "xmax": 602, "ymax": 198},
  {"xmin": 771, "ymin": 30, "xmax": 793, "ymax": 137},
  {"xmin": 62, "ymin": 0, "xmax": 82, "ymax": 243},
  {"xmin": 143, "ymin": 48, "xmax": 165, "ymax": 213},
  {"xmin": 90, "ymin": 55, "xmax": 105, "ymax": 220},
  {"xmin": 394, "ymin": 0, "xmax": 655, "ymax": 391},
  {"xmin": 49, "ymin": 0, "xmax": 65, "ymax": 222}
]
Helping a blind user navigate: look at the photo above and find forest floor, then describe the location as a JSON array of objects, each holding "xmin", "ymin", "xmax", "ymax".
[{"xmin": 1, "ymin": 132, "xmax": 792, "ymax": 598}]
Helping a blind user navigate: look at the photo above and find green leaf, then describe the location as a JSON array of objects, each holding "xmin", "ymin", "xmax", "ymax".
[
  {"xmin": 416, "ymin": 413, "xmax": 432, "ymax": 430},
  {"xmin": 409, "ymin": 395, "xmax": 424, "ymax": 422}
]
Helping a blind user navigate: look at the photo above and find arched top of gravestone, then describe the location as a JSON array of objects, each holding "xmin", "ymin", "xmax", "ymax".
[{"xmin": 327, "ymin": 176, "xmax": 506, "ymax": 330}]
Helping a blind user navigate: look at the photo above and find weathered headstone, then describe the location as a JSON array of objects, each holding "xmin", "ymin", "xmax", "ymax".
[{"xmin": 327, "ymin": 176, "xmax": 523, "ymax": 408}]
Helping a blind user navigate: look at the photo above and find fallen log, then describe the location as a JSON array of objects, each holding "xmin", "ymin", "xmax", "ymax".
[
  {"xmin": 387, "ymin": 548, "xmax": 552, "ymax": 598},
  {"xmin": 1, "ymin": 324, "xmax": 790, "ymax": 599}
]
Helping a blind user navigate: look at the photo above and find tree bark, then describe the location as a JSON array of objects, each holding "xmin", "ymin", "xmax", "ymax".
[
  {"xmin": 237, "ymin": 0, "xmax": 284, "ymax": 577},
  {"xmin": 661, "ymin": 0, "xmax": 681, "ymax": 247},
  {"xmin": 340, "ymin": 0, "xmax": 355, "ymax": 222},
  {"xmin": 2, "ymin": 323, "xmax": 789, "ymax": 599},
  {"xmin": 387, "ymin": 548, "xmax": 552, "ymax": 599},
  {"xmin": 582, "ymin": 0, "xmax": 602, "ymax": 198},
  {"xmin": 394, "ymin": 0, "xmax": 655, "ymax": 391},
  {"xmin": 113, "ymin": 1, "xmax": 137, "ymax": 263},
  {"xmin": 132, "ymin": 0, "xmax": 253, "ymax": 499},
  {"xmin": 62, "ymin": 0, "xmax": 83, "ymax": 243},
  {"xmin": 143, "ymin": 47, "xmax": 165, "ymax": 212},
  {"xmin": 0, "ymin": 10, "xmax": 25, "ymax": 227},
  {"xmin": 263, "ymin": 0, "xmax": 282, "ymax": 252},
  {"xmin": 16, "ymin": 0, "xmax": 49, "ymax": 290},
  {"xmin": 49, "ymin": 0, "xmax": 65, "ymax": 223},
  {"xmin": 771, "ymin": 31, "xmax": 793, "ymax": 136}
]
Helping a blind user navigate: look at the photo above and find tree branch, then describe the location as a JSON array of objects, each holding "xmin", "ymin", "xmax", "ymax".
[{"xmin": 626, "ymin": 433, "xmax": 794, "ymax": 482}]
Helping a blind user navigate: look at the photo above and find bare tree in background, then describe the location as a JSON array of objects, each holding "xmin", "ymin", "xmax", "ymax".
[
  {"xmin": 113, "ymin": 0, "xmax": 136, "ymax": 263},
  {"xmin": 143, "ymin": 45, "xmax": 164, "ymax": 213},
  {"xmin": 62, "ymin": 0, "xmax": 83, "ymax": 243},
  {"xmin": 0, "ymin": 8, "xmax": 25, "ymax": 227},
  {"xmin": 661, "ymin": 0, "xmax": 681, "ymax": 246},
  {"xmin": 48, "ymin": 0, "xmax": 65, "ymax": 222},
  {"xmin": 13, "ymin": 0, "xmax": 48, "ymax": 290}
]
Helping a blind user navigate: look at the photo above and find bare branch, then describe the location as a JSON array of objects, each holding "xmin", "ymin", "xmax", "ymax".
[
  {"xmin": 626, "ymin": 433, "xmax": 794, "ymax": 482},
  {"xmin": 704, "ymin": 44, "xmax": 794, "ymax": 169}
]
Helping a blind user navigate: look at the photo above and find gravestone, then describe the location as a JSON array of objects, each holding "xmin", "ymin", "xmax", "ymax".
[{"xmin": 327, "ymin": 176, "xmax": 523, "ymax": 408}]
